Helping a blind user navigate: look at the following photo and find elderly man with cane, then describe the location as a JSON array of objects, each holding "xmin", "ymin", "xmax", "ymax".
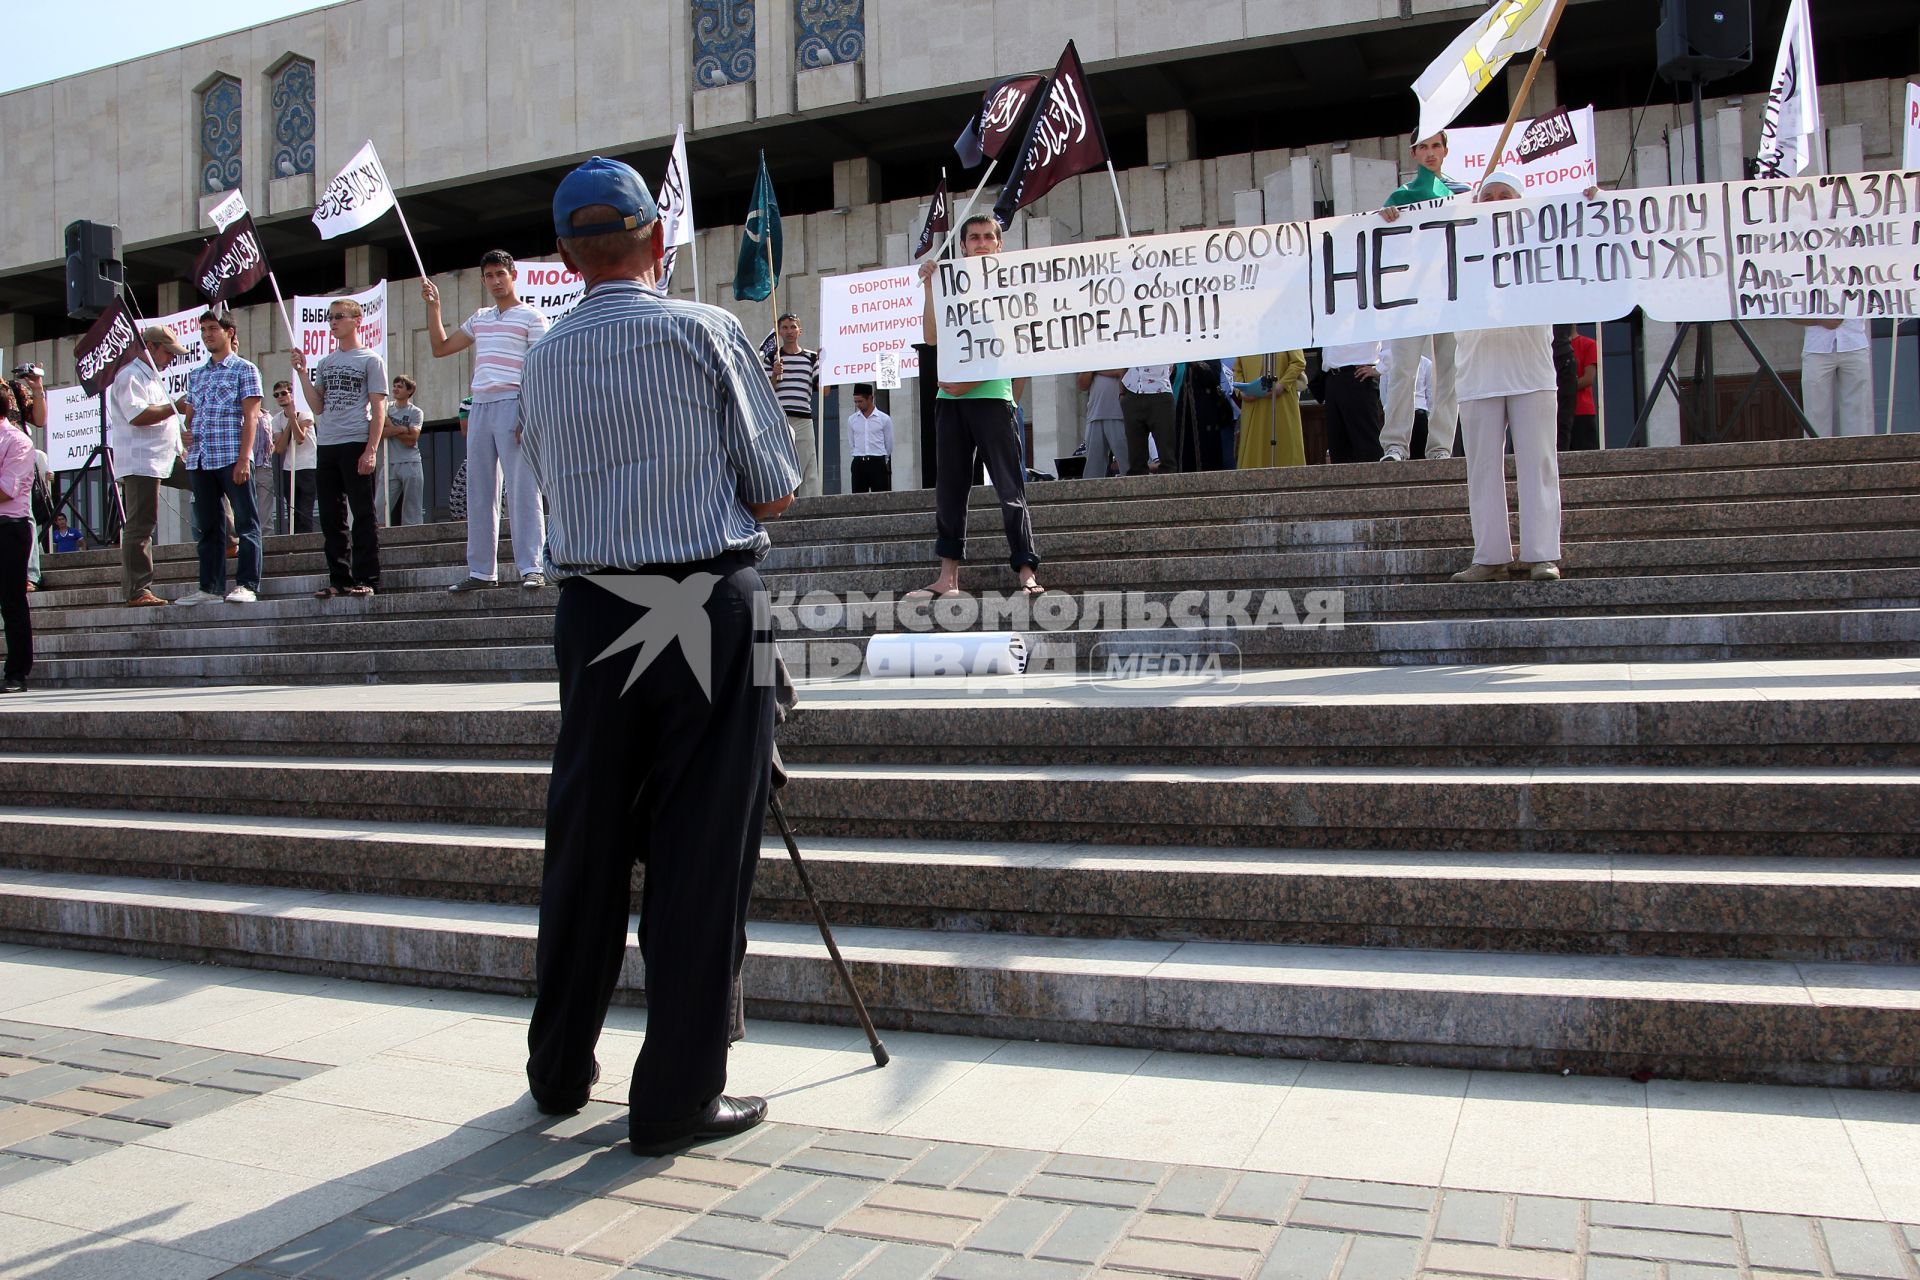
[{"xmin": 517, "ymin": 157, "xmax": 801, "ymax": 1154}]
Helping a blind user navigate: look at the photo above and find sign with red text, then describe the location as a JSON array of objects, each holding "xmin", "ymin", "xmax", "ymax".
[
  {"xmin": 817, "ymin": 266, "xmax": 923, "ymax": 386},
  {"xmin": 1906, "ymin": 83, "xmax": 1919, "ymax": 169},
  {"xmin": 292, "ymin": 281, "xmax": 390, "ymax": 369},
  {"xmin": 44, "ymin": 383, "xmax": 103, "ymax": 471},
  {"xmin": 1448, "ymin": 107, "xmax": 1598, "ymax": 197},
  {"xmin": 515, "ymin": 260, "xmax": 586, "ymax": 325}
]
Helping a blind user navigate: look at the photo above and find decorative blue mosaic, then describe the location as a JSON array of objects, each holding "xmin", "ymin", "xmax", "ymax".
[
  {"xmin": 200, "ymin": 75, "xmax": 242, "ymax": 194},
  {"xmin": 795, "ymin": 0, "xmax": 864, "ymax": 69},
  {"xmin": 271, "ymin": 58, "xmax": 316, "ymax": 178},
  {"xmin": 693, "ymin": 1, "xmax": 757, "ymax": 88}
]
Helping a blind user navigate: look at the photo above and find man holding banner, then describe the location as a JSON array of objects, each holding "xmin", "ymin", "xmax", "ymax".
[
  {"xmin": 108, "ymin": 327, "xmax": 189, "ymax": 607},
  {"xmin": 1378, "ymin": 132, "xmax": 1465, "ymax": 463},
  {"xmin": 425, "ymin": 251, "xmax": 550, "ymax": 591}
]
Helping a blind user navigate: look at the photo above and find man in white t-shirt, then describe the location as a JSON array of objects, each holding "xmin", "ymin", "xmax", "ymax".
[
  {"xmin": 424, "ymin": 250, "xmax": 551, "ymax": 591},
  {"xmin": 108, "ymin": 327, "xmax": 189, "ymax": 606},
  {"xmin": 1795, "ymin": 318, "xmax": 1874, "ymax": 438},
  {"xmin": 271, "ymin": 380, "xmax": 317, "ymax": 534}
]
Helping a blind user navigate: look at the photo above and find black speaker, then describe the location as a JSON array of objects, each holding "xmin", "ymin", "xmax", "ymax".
[
  {"xmin": 1657, "ymin": 0, "xmax": 1753, "ymax": 83},
  {"xmin": 64, "ymin": 219, "xmax": 123, "ymax": 321}
]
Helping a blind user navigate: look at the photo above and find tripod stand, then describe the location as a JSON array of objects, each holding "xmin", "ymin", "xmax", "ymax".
[{"xmin": 1629, "ymin": 76, "xmax": 1814, "ymax": 447}]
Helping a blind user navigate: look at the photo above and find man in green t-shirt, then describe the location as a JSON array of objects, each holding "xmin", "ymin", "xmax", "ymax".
[
  {"xmin": 913, "ymin": 214, "xmax": 1043, "ymax": 599},
  {"xmin": 1378, "ymin": 132, "xmax": 1463, "ymax": 463}
]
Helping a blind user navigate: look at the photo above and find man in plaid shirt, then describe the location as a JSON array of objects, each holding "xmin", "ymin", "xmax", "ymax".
[{"xmin": 177, "ymin": 312, "xmax": 265, "ymax": 605}]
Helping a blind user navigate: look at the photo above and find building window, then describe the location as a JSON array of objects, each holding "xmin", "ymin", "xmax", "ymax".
[
  {"xmin": 693, "ymin": 1, "xmax": 756, "ymax": 88},
  {"xmin": 271, "ymin": 57, "xmax": 316, "ymax": 178},
  {"xmin": 200, "ymin": 75, "xmax": 242, "ymax": 194},
  {"xmin": 796, "ymin": 0, "xmax": 863, "ymax": 69}
]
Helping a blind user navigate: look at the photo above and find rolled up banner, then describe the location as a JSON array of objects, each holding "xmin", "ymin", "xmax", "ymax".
[{"xmin": 865, "ymin": 632, "xmax": 1029, "ymax": 677}]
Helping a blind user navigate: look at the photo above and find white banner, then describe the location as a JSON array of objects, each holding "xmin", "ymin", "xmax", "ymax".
[
  {"xmin": 207, "ymin": 189, "xmax": 248, "ymax": 231},
  {"xmin": 1905, "ymin": 84, "xmax": 1920, "ymax": 170},
  {"xmin": 817, "ymin": 266, "xmax": 924, "ymax": 387},
  {"xmin": 658, "ymin": 125, "xmax": 696, "ymax": 292},
  {"xmin": 312, "ymin": 140, "xmax": 397, "ymax": 240},
  {"xmin": 1446, "ymin": 107, "xmax": 1599, "ymax": 197},
  {"xmin": 44, "ymin": 384, "xmax": 103, "ymax": 471},
  {"xmin": 292, "ymin": 281, "xmax": 390, "ymax": 368},
  {"xmin": 928, "ymin": 171, "xmax": 1920, "ymax": 381},
  {"xmin": 1755, "ymin": 0, "xmax": 1822, "ymax": 179},
  {"xmin": 514, "ymin": 260, "xmax": 586, "ymax": 326},
  {"xmin": 148, "ymin": 306, "xmax": 214, "ymax": 404}
]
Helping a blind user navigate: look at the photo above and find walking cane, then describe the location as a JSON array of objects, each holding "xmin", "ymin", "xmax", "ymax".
[{"xmin": 767, "ymin": 782, "xmax": 890, "ymax": 1068}]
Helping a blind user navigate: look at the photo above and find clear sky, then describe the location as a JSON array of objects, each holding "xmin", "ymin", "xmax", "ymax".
[{"xmin": 0, "ymin": 0, "xmax": 340, "ymax": 95}]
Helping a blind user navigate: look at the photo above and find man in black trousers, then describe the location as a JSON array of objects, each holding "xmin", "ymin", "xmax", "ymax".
[{"xmin": 517, "ymin": 157, "xmax": 801, "ymax": 1155}]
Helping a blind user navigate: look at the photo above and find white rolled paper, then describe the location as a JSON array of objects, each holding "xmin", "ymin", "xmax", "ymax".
[{"xmin": 864, "ymin": 632, "xmax": 1029, "ymax": 677}]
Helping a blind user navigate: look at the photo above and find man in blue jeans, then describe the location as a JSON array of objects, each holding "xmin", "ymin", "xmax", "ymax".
[{"xmin": 176, "ymin": 312, "xmax": 264, "ymax": 605}]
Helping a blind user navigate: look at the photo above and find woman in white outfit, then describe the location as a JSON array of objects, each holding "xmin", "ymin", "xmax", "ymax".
[{"xmin": 1451, "ymin": 171, "xmax": 1563, "ymax": 584}]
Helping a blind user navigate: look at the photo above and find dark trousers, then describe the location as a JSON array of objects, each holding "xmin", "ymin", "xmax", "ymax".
[
  {"xmin": 0, "ymin": 518, "xmax": 30, "ymax": 681},
  {"xmin": 190, "ymin": 466, "xmax": 262, "ymax": 595},
  {"xmin": 1411, "ymin": 409, "xmax": 1431, "ymax": 461},
  {"xmin": 850, "ymin": 456, "xmax": 892, "ymax": 493},
  {"xmin": 278, "ymin": 467, "xmax": 318, "ymax": 534},
  {"xmin": 120, "ymin": 476, "xmax": 159, "ymax": 600},
  {"xmin": 1564, "ymin": 413, "xmax": 1600, "ymax": 452},
  {"xmin": 315, "ymin": 444, "xmax": 380, "ymax": 588},
  {"xmin": 527, "ymin": 556, "xmax": 775, "ymax": 1124},
  {"xmin": 1323, "ymin": 368, "xmax": 1385, "ymax": 464},
  {"xmin": 1121, "ymin": 390, "xmax": 1174, "ymax": 475},
  {"xmin": 934, "ymin": 397, "xmax": 1039, "ymax": 570}
]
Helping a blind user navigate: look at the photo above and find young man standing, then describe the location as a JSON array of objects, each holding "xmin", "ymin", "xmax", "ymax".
[
  {"xmin": 292, "ymin": 298, "xmax": 386, "ymax": 599},
  {"xmin": 844, "ymin": 383, "xmax": 893, "ymax": 493},
  {"xmin": 424, "ymin": 251, "xmax": 549, "ymax": 591},
  {"xmin": 914, "ymin": 214, "xmax": 1041, "ymax": 597},
  {"xmin": 1377, "ymin": 132, "xmax": 1464, "ymax": 462},
  {"xmin": 270, "ymin": 380, "xmax": 317, "ymax": 534},
  {"xmin": 178, "ymin": 312, "xmax": 265, "ymax": 605},
  {"xmin": 384, "ymin": 374, "xmax": 426, "ymax": 526},
  {"xmin": 108, "ymin": 326, "xmax": 188, "ymax": 606},
  {"xmin": 765, "ymin": 313, "xmax": 821, "ymax": 498}
]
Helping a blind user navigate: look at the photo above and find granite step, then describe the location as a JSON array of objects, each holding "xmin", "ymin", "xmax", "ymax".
[
  {"xmin": 3, "ymin": 809, "xmax": 1916, "ymax": 963},
  {"xmin": 2, "ymin": 868, "xmax": 1914, "ymax": 1087},
  {"xmin": 1, "ymin": 753, "xmax": 1913, "ymax": 856}
]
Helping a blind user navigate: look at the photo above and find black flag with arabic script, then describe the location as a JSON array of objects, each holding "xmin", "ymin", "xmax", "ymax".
[
  {"xmin": 190, "ymin": 212, "xmax": 271, "ymax": 306},
  {"xmin": 954, "ymin": 73, "xmax": 1049, "ymax": 169},
  {"xmin": 74, "ymin": 299, "xmax": 141, "ymax": 397},
  {"xmin": 913, "ymin": 174, "xmax": 950, "ymax": 260},
  {"xmin": 992, "ymin": 41, "xmax": 1112, "ymax": 227}
]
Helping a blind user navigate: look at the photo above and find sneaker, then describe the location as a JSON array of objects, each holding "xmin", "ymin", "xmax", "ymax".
[
  {"xmin": 224, "ymin": 586, "xmax": 257, "ymax": 603},
  {"xmin": 521, "ymin": 573, "xmax": 548, "ymax": 590},
  {"xmin": 1529, "ymin": 561, "xmax": 1562, "ymax": 582},
  {"xmin": 176, "ymin": 589, "xmax": 222, "ymax": 606},
  {"xmin": 1428, "ymin": 448, "xmax": 1453, "ymax": 461},
  {"xmin": 1450, "ymin": 562, "xmax": 1511, "ymax": 583},
  {"xmin": 0, "ymin": 678, "xmax": 25, "ymax": 694},
  {"xmin": 448, "ymin": 577, "xmax": 495, "ymax": 593},
  {"xmin": 1381, "ymin": 446, "xmax": 1407, "ymax": 462}
]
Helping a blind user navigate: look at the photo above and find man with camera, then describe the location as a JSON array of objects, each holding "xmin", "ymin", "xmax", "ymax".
[
  {"xmin": 107, "ymin": 329, "xmax": 190, "ymax": 607},
  {"xmin": 517, "ymin": 157, "xmax": 799, "ymax": 1155}
]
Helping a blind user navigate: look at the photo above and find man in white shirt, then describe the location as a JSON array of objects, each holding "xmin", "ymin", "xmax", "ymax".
[
  {"xmin": 425, "ymin": 250, "xmax": 551, "ymax": 590},
  {"xmin": 108, "ymin": 327, "xmax": 189, "ymax": 607},
  {"xmin": 1120, "ymin": 365, "xmax": 1174, "ymax": 476},
  {"xmin": 270, "ymin": 381, "xmax": 317, "ymax": 534},
  {"xmin": 1318, "ymin": 341, "xmax": 1385, "ymax": 464},
  {"xmin": 1796, "ymin": 318, "xmax": 1874, "ymax": 437},
  {"xmin": 844, "ymin": 383, "xmax": 893, "ymax": 493}
]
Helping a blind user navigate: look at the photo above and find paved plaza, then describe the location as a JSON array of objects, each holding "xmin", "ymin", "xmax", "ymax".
[{"xmin": 2, "ymin": 945, "xmax": 1919, "ymax": 1280}]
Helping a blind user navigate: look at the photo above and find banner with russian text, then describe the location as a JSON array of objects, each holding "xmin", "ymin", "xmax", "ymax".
[
  {"xmin": 817, "ymin": 266, "xmax": 924, "ymax": 386},
  {"xmin": 1445, "ymin": 107, "xmax": 1598, "ymax": 198},
  {"xmin": 926, "ymin": 171, "xmax": 1920, "ymax": 382},
  {"xmin": 44, "ymin": 384, "xmax": 102, "ymax": 471},
  {"xmin": 292, "ymin": 281, "xmax": 390, "ymax": 368},
  {"xmin": 515, "ymin": 260, "xmax": 586, "ymax": 326}
]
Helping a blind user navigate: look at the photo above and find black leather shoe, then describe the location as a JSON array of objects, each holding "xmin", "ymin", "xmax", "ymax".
[
  {"xmin": 530, "ymin": 1058, "xmax": 599, "ymax": 1115},
  {"xmin": 630, "ymin": 1094, "xmax": 767, "ymax": 1156}
]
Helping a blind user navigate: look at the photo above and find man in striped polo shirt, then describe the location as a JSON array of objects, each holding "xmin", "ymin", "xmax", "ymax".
[
  {"xmin": 762, "ymin": 313, "xmax": 820, "ymax": 498},
  {"xmin": 424, "ymin": 250, "xmax": 551, "ymax": 591}
]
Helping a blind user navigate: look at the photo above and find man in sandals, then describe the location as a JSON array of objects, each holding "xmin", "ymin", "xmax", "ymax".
[{"xmin": 292, "ymin": 297, "xmax": 386, "ymax": 599}]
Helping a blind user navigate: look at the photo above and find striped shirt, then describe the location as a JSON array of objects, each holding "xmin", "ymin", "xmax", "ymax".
[
  {"xmin": 763, "ymin": 346, "xmax": 819, "ymax": 419},
  {"xmin": 460, "ymin": 302, "xmax": 549, "ymax": 400},
  {"xmin": 184, "ymin": 353, "xmax": 264, "ymax": 470},
  {"xmin": 519, "ymin": 280, "xmax": 801, "ymax": 575}
]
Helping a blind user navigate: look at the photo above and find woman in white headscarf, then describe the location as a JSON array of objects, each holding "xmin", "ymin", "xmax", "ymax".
[{"xmin": 1450, "ymin": 169, "xmax": 1564, "ymax": 583}]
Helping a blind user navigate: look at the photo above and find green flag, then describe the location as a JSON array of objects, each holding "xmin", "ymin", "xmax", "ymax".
[{"xmin": 733, "ymin": 152, "xmax": 782, "ymax": 302}]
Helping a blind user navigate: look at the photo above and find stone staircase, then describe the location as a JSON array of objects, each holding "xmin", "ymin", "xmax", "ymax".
[{"xmin": 3, "ymin": 434, "xmax": 1918, "ymax": 1089}]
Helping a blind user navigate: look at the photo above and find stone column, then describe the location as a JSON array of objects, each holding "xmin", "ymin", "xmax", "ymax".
[
  {"xmin": 1147, "ymin": 111, "xmax": 1196, "ymax": 165},
  {"xmin": 834, "ymin": 158, "xmax": 881, "ymax": 209},
  {"xmin": 346, "ymin": 245, "xmax": 389, "ymax": 289},
  {"xmin": 1021, "ymin": 217, "xmax": 1075, "ymax": 474},
  {"xmin": 1331, "ymin": 153, "xmax": 1396, "ymax": 214}
]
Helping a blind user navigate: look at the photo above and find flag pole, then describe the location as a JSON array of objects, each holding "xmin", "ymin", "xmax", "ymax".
[
  {"xmin": 1889, "ymin": 323, "xmax": 1903, "ymax": 436},
  {"xmin": 1478, "ymin": 0, "xmax": 1571, "ymax": 188},
  {"xmin": 390, "ymin": 197, "xmax": 430, "ymax": 281},
  {"xmin": 933, "ymin": 160, "xmax": 998, "ymax": 260},
  {"xmin": 263, "ymin": 271, "xmax": 304, "ymax": 536},
  {"xmin": 691, "ymin": 229, "xmax": 703, "ymax": 304},
  {"xmin": 1105, "ymin": 160, "xmax": 1132, "ymax": 238}
]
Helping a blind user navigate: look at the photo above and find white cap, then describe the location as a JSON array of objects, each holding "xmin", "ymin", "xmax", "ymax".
[{"xmin": 1480, "ymin": 169, "xmax": 1526, "ymax": 197}]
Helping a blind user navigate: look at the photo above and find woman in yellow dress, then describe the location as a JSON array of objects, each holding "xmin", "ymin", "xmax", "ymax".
[{"xmin": 1233, "ymin": 351, "xmax": 1307, "ymax": 469}]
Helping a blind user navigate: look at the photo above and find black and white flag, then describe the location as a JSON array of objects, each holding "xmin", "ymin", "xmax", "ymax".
[
  {"xmin": 73, "ymin": 300, "xmax": 140, "ymax": 396},
  {"xmin": 191, "ymin": 212, "xmax": 270, "ymax": 306},
  {"xmin": 1755, "ymin": 0, "xmax": 1822, "ymax": 178},
  {"xmin": 954, "ymin": 73, "xmax": 1049, "ymax": 169},
  {"xmin": 312, "ymin": 140, "xmax": 398, "ymax": 239},
  {"xmin": 993, "ymin": 42, "xmax": 1112, "ymax": 226}
]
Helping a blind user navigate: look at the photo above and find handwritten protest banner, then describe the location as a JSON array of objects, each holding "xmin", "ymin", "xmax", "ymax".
[
  {"xmin": 44, "ymin": 383, "xmax": 102, "ymax": 471},
  {"xmin": 515, "ymin": 260, "xmax": 585, "ymax": 326},
  {"xmin": 925, "ymin": 171, "xmax": 1920, "ymax": 382},
  {"xmin": 816, "ymin": 266, "xmax": 924, "ymax": 386}
]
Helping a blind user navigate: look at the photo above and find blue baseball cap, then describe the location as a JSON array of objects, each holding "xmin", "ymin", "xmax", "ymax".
[{"xmin": 553, "ymin": 156, "xmax": 658, "ymax": 239}]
